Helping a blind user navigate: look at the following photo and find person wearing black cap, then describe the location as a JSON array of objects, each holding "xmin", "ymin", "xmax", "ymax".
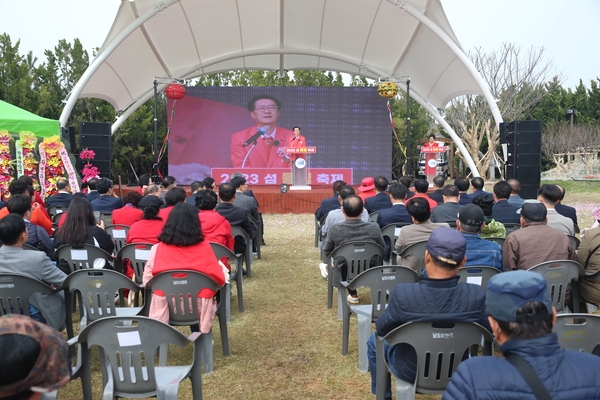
[
  {"xmin": 503, "ymin": 202, "xmax": 577, "ymax": 271},
  {"xmin": 367, "ymin": 227, "xmax": 489, "ymax": 399},
  {"xmin": 457, "ymin": 204, "xmax": 503, "ymax": 271},
  {"xmin": 444, "ymin": 271, "xmax": 600, "ymax": 399}
]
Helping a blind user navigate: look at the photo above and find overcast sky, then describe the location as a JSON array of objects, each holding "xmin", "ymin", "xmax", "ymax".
[{"xmin": 1, "ymin": 0, "xmax": 597, "ymax": 90}]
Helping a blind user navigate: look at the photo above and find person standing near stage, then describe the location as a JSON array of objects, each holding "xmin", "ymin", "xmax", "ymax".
[
  {"xmin": 230, "ymin": 94, "xmax": 296, "ymax": 168},
  {"xmin": 289, "ymin": 126, "xmax": 307, "ymax": 163}
]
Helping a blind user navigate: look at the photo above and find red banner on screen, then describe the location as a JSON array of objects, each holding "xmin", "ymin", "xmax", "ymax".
[
  {"xmin": 421, "ymin": 146, "xmax": 448, "ymax": 153},
  {"xmin": 212, "ymin": 168, "xmax": 352, "ymax": 185},
  {"xmin": 284, "ymin": 146, "xmax": 317, "ymax": 154}
]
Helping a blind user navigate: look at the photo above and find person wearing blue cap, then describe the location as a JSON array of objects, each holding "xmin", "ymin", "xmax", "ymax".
[
  {"xmin": 444, "ymin": 270, "xmax": 600, "ymax": 399},
  {"xmin": 367, "ymin": 227, "xmax": 490, "ymax": 399}
]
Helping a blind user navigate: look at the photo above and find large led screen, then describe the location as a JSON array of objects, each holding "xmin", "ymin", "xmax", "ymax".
[{"xmin": 168, "ymin": 86, "xmax": 391, "ymax": 185}]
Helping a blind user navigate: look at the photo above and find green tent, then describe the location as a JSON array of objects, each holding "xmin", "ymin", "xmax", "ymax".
[{"xmin": 0, "ymin": 100, "xmax": 60, "ymax": 138}]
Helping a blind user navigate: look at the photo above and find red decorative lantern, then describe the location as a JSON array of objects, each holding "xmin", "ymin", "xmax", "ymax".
[{"xmin": 164, "ymin": 83, "xmax": 186, "ymax": 100}]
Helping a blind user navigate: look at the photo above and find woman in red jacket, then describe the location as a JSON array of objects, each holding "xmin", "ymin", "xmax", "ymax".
[
  {"xmin": 112, "ymin": 192, "xmax": 143, "ymax": 226},
  {"xmin": 126, "ymin": 196, "xmax": 164, "ymax": 245},
  {"xmin": 195, "ymin": 190, "xmax": 234, "ymax": 256},
  {"xmin": 143, "ymin": 202, "xmax": 226, "ymax": 333}
]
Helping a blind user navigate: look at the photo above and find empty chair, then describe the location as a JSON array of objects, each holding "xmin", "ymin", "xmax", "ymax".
[
  {"xmin": 231, "ymin": 225, "xmax": 253, "ymax": 278},
  {"xmin": 78, "ymin": 315, "xmax": 204, "ymax": 400},
  {"xmin": 104, "ymin": 224, "xmax": 130, "ymax": 253},
  {"xmin": 341, "ymin": 266, "xmax": 419, "ymax": 372},
  {"xmin": 54, "ymin": 243, "xmax": 114, "ymax": 273},
  {"xmin": 554, "ymin": 313, "xmax": 600, "ymax": 355},
  {"xmin": 457, "ymin": 266, "xmax": 501, "ymax": 292},
  {"xmin": 62, "ymin": 269, "xmax": 144, "ymax": 339},
  {"xmin": 145, "ymin": 270, "xmax": 226, "ymax": 374},
  {"xmin": 328, "ymin": 241, "xmax": 385, "ymax": 319},
  {"xmin": 210, "ymin": 242, "xmax": 244, "ymax": 320},
  {"xmin": 528, "ymin": 260, "xmax": 585, "ymax": 313},
  {"xmin": 376, "ymin": 321, "xmax": 494, "ymax": 400},
  {"xmin": 396, "ymin": 240, "xmax": 428, "ymax": 275}
]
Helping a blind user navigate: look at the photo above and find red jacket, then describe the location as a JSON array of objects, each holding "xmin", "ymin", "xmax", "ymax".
[
  {"xmin": 230, "ymin": 126, "xmax": 295, "ymax": 168},
  {"xmin": 127, "ymin": 219, "xmax": 164, "ymax": 245},
  {"xmin": 112, "ymin": 205, "xmax": 143, "ymax": 226},
  {"xmin": 199, "ymin": 210, "xmax": 234, "ymax": 251},
  {"xmin": 411, "ymin": 193, "xmax": 438, "ymax": 211}
]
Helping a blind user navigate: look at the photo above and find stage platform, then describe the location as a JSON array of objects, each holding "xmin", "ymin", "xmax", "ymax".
[{"xmin": 118, "ymin": 185, "xmax": 332, "ymax": 214}]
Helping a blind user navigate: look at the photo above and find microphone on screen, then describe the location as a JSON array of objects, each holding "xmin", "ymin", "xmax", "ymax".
[{"xmin": 243, "ymin": 126, "xmax": 270, "ymax": 147}]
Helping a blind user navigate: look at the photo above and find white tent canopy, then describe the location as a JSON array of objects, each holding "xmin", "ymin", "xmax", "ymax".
[{"xmin": 60, "ymin": 0, "xmax": 503, "ymax": 176}]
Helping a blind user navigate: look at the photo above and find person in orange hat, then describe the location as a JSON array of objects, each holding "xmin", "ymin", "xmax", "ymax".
[{"xmin": 357, "ymin": 177, "xmax": 376, "ymax": 201}]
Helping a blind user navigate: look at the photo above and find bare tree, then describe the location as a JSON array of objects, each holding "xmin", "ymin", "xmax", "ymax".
[
  {"xmin": 542, "ymin": 122, "xmax": 600, "ymax": 174},
  {"xmin": 446, "ymin": 43, "xmax": 558, "ymax": 178}
]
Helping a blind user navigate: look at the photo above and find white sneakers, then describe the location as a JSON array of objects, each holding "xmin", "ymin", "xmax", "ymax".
[
  {"xmin": 347, "ymin": 295, "xmax": 359, "ymax": 305},
  {"xmin": 319, "ymin": 263, "xmax": 328, "ymax": 279}
]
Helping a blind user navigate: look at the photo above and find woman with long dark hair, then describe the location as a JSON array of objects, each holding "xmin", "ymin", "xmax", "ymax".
[
  {"xmin": 126, "ymin": 195, "xmax": 164, "ymax": 245},
  {"xmin": 54, "ymin": 196, "xmax": 114, "ymax": 274},
  {"xmin": 143, "ymin": 202, "xmax": 226, "ymax": 333}
]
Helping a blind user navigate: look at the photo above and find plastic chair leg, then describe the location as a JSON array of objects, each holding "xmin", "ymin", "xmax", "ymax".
[
  {"xmin": 375, "ymin": 337, "xmax": 389, "ymax": 400},
  {"xmin": 341, "ymin": 297, "xmax": 351, "ymax": 355},
  {"xmin": 217, "ymin": 301, "xmax": 230, "ymax": 356},
  {"xmin": 337, "ymin": 288, "xmax": 344, "ymax": 320},
  {"xmin": 327, "ymin": 266, "xmax": 334, "ymax": 309},
  {"xmin": 394, "ymin": 376, "xmax": 417, "ymax": 400},
  {"xmin": 202, "ymin": 331, "xmax": 214, "ymax": 374},
  {"xmin": 357, "ymin": 313, "xmax": 371, "ymax": 373},
  {"xmin": 224, "ymin": 283, "xmax": 232, "ymax": 323},
  {"xmin": 235, "ymin": 260, "xmax": 244, "ymax": 313},
  {"xmin": 158, "ymin": 343, "xmax": 168, "ymax": 366}
]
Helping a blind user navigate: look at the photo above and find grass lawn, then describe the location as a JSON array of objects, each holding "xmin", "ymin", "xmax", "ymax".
[{"xmin": 57, "ymin": 180, "xmax": 597, "ymax": 399}]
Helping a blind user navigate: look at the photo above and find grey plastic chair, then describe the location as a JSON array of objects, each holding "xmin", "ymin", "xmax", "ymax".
[
  {"xmin": 21, "ymin": 243, "xmax": 42, "ymax": 251},
  {"xmin": 115, "ymin": 242, "xmax": 153, "ymax": 284},
  {"xmin": 47, "ymin": 205, "xmax": 67, "ymax": 218},
  {"xmin": 0, "ymin": 274, "xmax": 57, "ymax": 319},
  {"xmin": 376, "ymin": 321, "xmax": 494, "ymax": 400},
  {"xmin": 380, "ymin": 223, "xmax": 411, "ymax": 265},
  {"xmin": 396, "ymin": 240, "xmax": 428, "ymax": 275},
  {"xmin": 327, "ymin": 241, "xmax": 385, "ymax": 319},
  {"xmin": 528, "ymin": 260, "xmax": 585, "ymax": 313},
  {"xmin": 554, "ymin": 313, "xmax": 600, "ymax": 355},
  {"xmin": 457, "ymin": 266, "xmax": 501, "ymax": 292},
  {"xmin": 104, "ymin": 224, "xmax": 130, "ymax": 253},
  {"xmin": 248, "ymin": 214, "xmax": 262, "ymax": 259},
  {"xmin": 503, "ymin": 223, "xmax": 521, "ymax": 234},
  {"xmin": 369, "ymin": 211, "xmax": 380, "ymax": 223},
  {"xmin": 54, "ymin": 243, "xmax": 114, "ymax": 273},
  {"xmin": 231, "ymin": 225, "xmax": 253, "ymax": 278},
  {"xmin": 484, "ymin": 236, "xmax": 505, "ymax": 249},
  {"xmin": 63, "ymin": 269, "xmax": 144, "ymax": 339},
  {"xmin": 145, "ymin": 270, "xmax": 225, "ymax": 374},
  {"xmin": 567, "ymin": 234, "xmax": 580, "ymax": 250},
  {"xmin": 78, "ymin": 315, "xmax": 203, "ymax": 400},
  {"xmin": 51, "ymin": 212, "xmax": 64, "ymax": 228},
  {"xmin": 340, "ymin": 266, "xmax": 420, "ymax": 372},
  {"xmin": 210, "ymin": 242, "xmax": 244, "ymax": 320}
]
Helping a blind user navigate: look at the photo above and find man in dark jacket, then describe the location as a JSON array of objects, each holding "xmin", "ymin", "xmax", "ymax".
[
  {"xmin": 454, "ymin": 176, "xmax": 472, "ymax": 205},
  {"xmin": 427, "ymin": 175, "xmax": 445, "ymax": 205},
  {"xmin": 315, "ymin": 180, "xmax": 346, "ymax": 221},
  {"xmin": 45, "ymin": 179, "xmax": 73, "ymax": 208},
  {"xmin": 367, "ymin": 227, "xmax": 489, "ymax": 399},
  {"xmin": 555, "ymin": 184, "xmax": 578, "ymax": 228},
  {"xmin": 491, "ymin": 180, "xmax": 520, "ymax": 224},
  {"xmin": 430, "ymin": 185, "xmax": 462, "ymax": 223},
  {"xmin": 90, "ymin": 178, "xmax": 123, "ymax": 212},
  {"xmin": 444, "ymin": 270, "xmax": 600, "ymax": 399},
  {"xmin": 365, "ymin": 176, "xmax": 392, "ymax": 214},
  {"xmin": 216, "ymin": 182, "xmax": 256, "ymax": 255}
]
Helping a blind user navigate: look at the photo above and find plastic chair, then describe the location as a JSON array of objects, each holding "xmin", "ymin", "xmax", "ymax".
[
  {"xmin": 54, "ymin": 243, "xmax": 114, "ymax": 273},
  {"xmin": 47, "ymin": 205, "xmax": 67, "ymax": 218},
  {"xmin": 484, "ymin": 236, "xmax": 505, "ymax": 249},
  {"xmin": 105, "ymin": 224, "xmax": 130, "ymax": 253},
  {"xmin": 376, "ymin": 321, "xmax": 494, "ymax": 400},
  {"xmin": 340, "ymin": 266, "xmax": 419, "ymax": 372},
  {"xmin": 369, "ymin": 211, "xmax": 380, "ymax": 223},
  {"xmin": 51, "ymin": 212, "xmax": 64, "ymax": 228},
  {"xmin": 145, "ymin": 270, "xmax": 225, "ymax": 374},
  {"xmin": 231, "ymin": 225, "xmax": 253, "ymax": 278},
  {"xmin": 21, "ymin": 243, "xmax": 42, "ymax": 251},
  {"xmin": 554, "ymin": 313, "xmax": 600, "ymax": 355},
  {"xmin": 78, "ymin": 315, "xmax": 204, "ymax": 400},
  {"xmin": 115, "ymin": 242, "xmax": 154, "ymax": 284},
  {"xmin": 528, "ymin": 260, "xmax": 585, "ymax": 313},
  {"xmin": 327, "ymin": 241, "xmax": 385, "ymax": 319},
  {"xmin": 0, "ymin": 274, "xmax": 57, "ymax": 319},
  {"xmin": 248, "ymin": 215, "xmax": 262, "ymax": 259},
  {"xmin": 63, "ymin": 269, "xmax": 144, "ymax": 339},
  {"xmin": 457, "ymin": 266, "xmax": 501, "ymax": 292},
  {"xmin": 567, "ymin": 234, "xmax": 580, "ymax": 250},
  {"xmin": 210, "ymin": 242, "xmax": 244, "ymax": 320},
  {"xmin": 396, "ymin": 240, "xmax": 428, "ymax": 275},
  {"xmin": 380, "ymin": 223, "xmax": 411, "ymax": 265},
  {"xmin": 503, "ymin": 223, "xmax": 521, "ymax": 234}
]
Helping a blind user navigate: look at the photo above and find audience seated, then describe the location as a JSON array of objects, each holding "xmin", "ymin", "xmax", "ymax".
[
  {"xmin": 195, "ymin": 189, "xmax": 235, "ymax": 266},
  {"xmin": 202, "ymin": 177, "xmax": 216, "ymax": 191},
  {"xmin": 0, "ymin": 314, "xmax": 71, "ymax": 398},
  {"xmin": 430, "ymin": 184, "xmax": 462, "ymax": 223},
  {"xmin": 112, "ymin": 191, "xmax": 143, "ymax": 226},
  {"xmin": 215, "ymin": 182, "xmax": 256, "ymax": 255},
  {"xmin": 127, "ymin": 195, "xmax": 164, "ymax": 244},
  {"xmin": 357, "ymin": 177, "xmax": 377, "ymax": 201},
  {"xmin": 398, "ymin": 176, "xmax": 415, "ymax": 199},
  {"xmin": 472, "ymin": 194, "xmax": 506, "ymax": 238},
  {"xmin": 395, "ymin": 197, "xmax": 449, "ymax": 271},
  {"xmin": 555, "ymin": 184, "xmax": 578, "ymax": 227},
  {"xmin": 0, "ymin": 214, "xmax": 67, "ymax": 331},
  {"xmin": 576, "ymin": 224, "xmax": 600, "ymax": 306},
  {"xmin": 54, "ymin": 196, "xmax": 115, "ymax": 274},
  {"xmin": 230, "ymin": 176, "xmax": 260, "ymax": 223},
  {"xmin": 0, "ymin": 180, "xmax": 52, "ymax": 235},
  {"xmin": 365, "ymin": 176, "xmax": 392, "ymax": 214},
  {"xmin": 444, "ymin": 271, "xmax": 600, "ymax": 399},
  {"xmin": 467, "ymin": 177, "xmax": 491, "ymax": 200},
  {"xmin": 160, "ymin": 175, "xmax": 177, "ymax": 201},
  {"xmin": 377, "ymin": 183, "xmax": 413, "ymax": 261},
  {"xmin": 44, "ymin": 179, "xmax": 73, "ymax": 208},
  {"xmin": 507, "ymin": 178, "xmax": 525, "ymax": 207},
  {"xmin": 136, "ymin": 173, "xmax": 150, "ymax": 195},
  {"xmin": 454, "ymin": 176, "xmax": 472, "ymax": 205},
  {"xmin": 316, "ymin": 180, "xmax": 346, "ymax": 221},
  {"xmin": 321, "ymin": 185, "xmax": 370, "ymax": 240},
  {"xmin": 491, "ymin": 180, "xmax": 521, "ymax": 224},
  {"xmin": 7, "ymin": 194, "xmax": 54, "ymax": 258},
  {"xmin": 90, "ymin": 177, "xmax": 123, "ymax": 212},
  {"xmin": 503, "ymin": 203, "xmax": 576, "ymax": 271},
  {"xmin": 158, "ymin": 187, "xmax": 186, "ymax": 221},
  {"xmin": 85, "ymin": 177, "xmax": 100, "ymax": 202},
  {"xmin": 367, "ymin": 228, "xmax": 489, "ymax": 399},
  {"xmin": 412, "ymin": 179, "xmax": 437, "ymax": 210},
  {"xmin": 537, "ymin": 184, "xmax": 574, "ymax": 235},
  {"xmin": 185, "ymin": 180, "xmax": 205, "ymax": 205},
  {"xmin": 18, "ymin": 175, "xmax": 46, "ymax": 209},
  {"xmin": 323, "ymin": 195, "xmax": 385, "ymax": 304},
  {"xmin": 427, "ymin": 175, "xmax": 445, "ymax": 206},
  {"xmin": 457, "ymin": 204, "xmax": 503, "ymax": 270},
  {"xmin": 142, "ymin": 202, "xmax": 226, "ymax": 334}
]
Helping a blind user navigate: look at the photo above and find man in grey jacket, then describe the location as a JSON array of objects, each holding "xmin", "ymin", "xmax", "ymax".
[{"xmin": 0, "ymin": 214, "xmax": 67, "ymax": 331}]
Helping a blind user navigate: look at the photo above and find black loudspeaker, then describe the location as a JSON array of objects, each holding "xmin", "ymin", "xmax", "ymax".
[
  {"xmin": 60, "ymin": 126, "xmax": 75, "ymax": 152},
  {"xmin": 504, "ymin": 120, "xmax": 542, "ymax": 199},
  {"xmin": 79, "ymin": 122, "xmax": 111, "ymax": 179}
]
